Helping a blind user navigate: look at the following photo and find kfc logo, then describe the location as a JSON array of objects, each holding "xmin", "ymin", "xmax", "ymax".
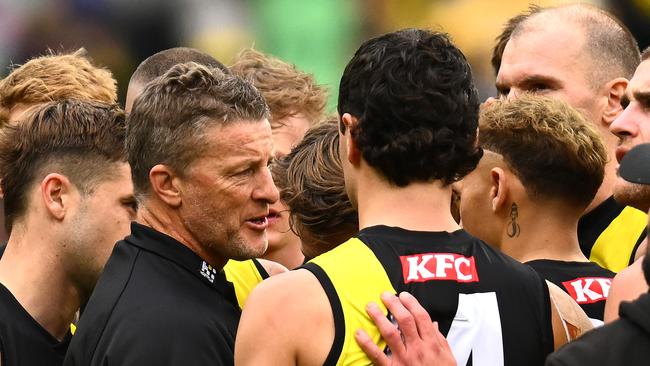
[
  {"xmin": 400, "ymin": 253, "xmax": 479, "ymax": 283},
  {"xmin": 561, "ymin": 277, "xmax": 611, "ymax": 304}
]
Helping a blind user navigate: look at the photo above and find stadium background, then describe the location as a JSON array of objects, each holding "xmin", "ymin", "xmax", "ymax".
[{"xmin": 0, "ymin": 0, "xmax": 648, "ymax": 109}]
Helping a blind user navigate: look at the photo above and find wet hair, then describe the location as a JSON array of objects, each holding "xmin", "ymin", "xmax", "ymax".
[
  {"xmin": 338, "ymin": 28, "xmax": 482, "ymax": 187},
  {"xmin": 479, "ymin": 95, "xmax": 606, "ymax": 208},
  {"xmin": 271, "ymin": 118, "xmax": 358, "ymax": 257},
  {"xmin": 126, "ymin": 62, "xmax": 269, "ymax": 197},
  {"xmin": 0, "ymin": 100, "xmax": 126, "ymax": 231}
]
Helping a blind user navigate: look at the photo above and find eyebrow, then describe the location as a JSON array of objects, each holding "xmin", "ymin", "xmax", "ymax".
[
  {"xmin": 519, "ymin": 75, "xmax": 562, "ymax": 88},
  {"xmin": 633, "ymin": 91, "xmax": 650, "ymax": 107},
  {"xmin": 495, "ymin": 74, "xmax": 562, "ymax": 93}
]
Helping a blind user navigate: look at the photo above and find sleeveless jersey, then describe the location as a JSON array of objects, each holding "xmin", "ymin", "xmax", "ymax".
[
  {"xmin": 305, "ymin": 225, "xmax": 554, "ymax": 366},
  {"xmin": 578, "ymin": 196, "xmax": 647, "ymax": 272},
  {"xmin": 223, "ymin": 259, "xmax": 269, "ymax": 309},
  {"xmin": 0, "ymin": 283, "xmax": 71, "ymax": 366},
  {"xmin": 526, "ymin": 259, "xmax": 614, "ymax": 326}
]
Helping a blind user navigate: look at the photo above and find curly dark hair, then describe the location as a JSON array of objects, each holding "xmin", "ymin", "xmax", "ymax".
[{"xmin": 337, "ymin": 28, "xmax": 482, "ymax": 187}]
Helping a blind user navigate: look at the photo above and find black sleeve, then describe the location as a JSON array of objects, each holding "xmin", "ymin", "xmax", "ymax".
[
  {"xmin": 89, "ymin": 317, "xmax": 235, "ymax": 366},
  {"xmin": 252, "ymin": 258, "xmax": 270, "ymax": 279}
]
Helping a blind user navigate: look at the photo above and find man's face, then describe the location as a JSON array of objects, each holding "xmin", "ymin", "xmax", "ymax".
[
  {"xmin": 66, "ymin": 163, "xmax": 136, "ymax": 297},
  {"xmin": 266, "ymin": 114, "xmax": 311, "ymax": 256},
  {"xmin": 611, "ymin": 60, "xmax": 650, "ymax": 210},
  {"xmin": 452, "ymin": 152, "xmax": 503, "ymax": 247},
  {"xmin": 496, "ymin": 26, "xmax": 601, "ymax": 124},
  {"xmin": 270, "ymin": 114, "xmax": 311, "ymax": 157},
  {"xmin": 180, "ymin": 120, "xmax": 279, "ymax": 261}
]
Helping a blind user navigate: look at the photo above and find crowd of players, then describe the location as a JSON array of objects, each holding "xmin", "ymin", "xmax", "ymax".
[{"xmin": 0, "ymin": 2, "xmax": 649, "ymax": 365}]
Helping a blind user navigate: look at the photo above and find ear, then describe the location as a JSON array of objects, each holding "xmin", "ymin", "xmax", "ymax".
[
  {"xmin": 40, "ymin": 173, "xmax": 76, "ymax": 221},
  {"xmin": 149, "ymin": 164, "xmax": 182, "ymax": 207},
  {"xmin": 341, "ymin": 113, "xmax": 361, "ymax": 165},
  {"xmin": 602, "ymin": 77, "xmax": 628, "ymax": 125},
  {"xmin": 489, "ymin": 167, "xmax": 509, "ymax": 213}
]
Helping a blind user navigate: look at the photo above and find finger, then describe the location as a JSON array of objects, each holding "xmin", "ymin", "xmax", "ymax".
[
  {"xmin": 398, "ymin": 292, "xmax": 434, "ymax": 340},
  {"xmin": 380, "ymin": 291, "xmax": 419, "ymax": 344},
  {"xmin": 432, "ymin": 321, "xmax": 453, "ymax": 354},
  {"xmin": 355, "ymin": 329, "xmax": 389, "ymax": 366},
  {"xmin": 366, "ymin": 301, "xmax": 405, "ymax": 357}
]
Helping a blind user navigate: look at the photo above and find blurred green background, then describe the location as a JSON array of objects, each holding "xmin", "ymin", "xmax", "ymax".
[{"xmin": 1, "ymin": 0, "xmax": 649, "ymax": 110}]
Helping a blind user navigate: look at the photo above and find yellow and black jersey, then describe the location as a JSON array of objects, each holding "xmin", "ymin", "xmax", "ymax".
[
  {"xmin": 526, "ymin": 259, "xmax": 615, "ymax": 326},
  {"xmin": 223, "ymin": 259, "xmax": 269, "ymax": 309},
  {"xmin": 304, "ymin": 225, "xmax": 554, "ymax": 366},
  {"xmin": 578, "ymin": 196, "xmax": 647, "ymax": 273}
]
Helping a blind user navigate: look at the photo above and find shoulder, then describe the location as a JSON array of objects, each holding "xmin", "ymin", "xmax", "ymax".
[
  {"xmin": 236, "ymin": 269, "xmax": 333, "ymax": 365},
  {"xmin": 242, "ymin": 269, "xmax": 328, "ymax": 325},
  {"xmin": 604, "ymin": 256, "xmax": 648, "ymax": 323}
]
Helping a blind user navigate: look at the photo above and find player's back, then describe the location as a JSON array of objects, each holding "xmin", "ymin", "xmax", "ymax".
[
  {"xmin": 305, "ymin": 225, "xmax": 554, "ymax": 366},
  {"xmin": 526, "ymin": 259, "xmax": 614, "ymax": 326}
]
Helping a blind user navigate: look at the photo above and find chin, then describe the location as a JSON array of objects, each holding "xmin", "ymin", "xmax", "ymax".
[
  {"xmin": 265, "ymin": 231, "xmax": 283, "ymax": 251},
  {"xmin": 613, "ymin": 184, "xmax": 650, "ymax": 212}
]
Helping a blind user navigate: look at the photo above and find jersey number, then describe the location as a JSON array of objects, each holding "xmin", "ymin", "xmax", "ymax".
[{"xmin": 446, "ymin": 292, "xmax": 504, "ymax": 366}]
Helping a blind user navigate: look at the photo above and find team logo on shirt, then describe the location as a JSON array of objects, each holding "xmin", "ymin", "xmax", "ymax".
[
  {"xmin": 400, "ymin": 253, "xmax": 479, "ymax": 283},
  {"xmin": 200, "ymin": 261, "xmax": 217, "ymax": 283},
  {"xmin": 561, "ymin": 277, "xmax": 611, "ymax": 304}
]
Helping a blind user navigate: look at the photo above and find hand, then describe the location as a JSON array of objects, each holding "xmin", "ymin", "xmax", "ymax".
[{"xmin": 355, "ymin": 291, "xmax": 456, "ymax": 366}]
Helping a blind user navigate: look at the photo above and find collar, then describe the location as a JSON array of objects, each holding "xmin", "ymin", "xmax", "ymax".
[{"xmin": 124, "ymin": 222, "xmax": 237, "ymax": 302}]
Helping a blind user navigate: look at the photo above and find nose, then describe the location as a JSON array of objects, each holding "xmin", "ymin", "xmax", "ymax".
[
  {"xmin": 506, "ymin": 89, "xmax": 520, "ymax": 101},
  {"xmin": 253, "ymin": 166, "xmax": 280, "ymax": 204},
  {"xmin": 610, "ymin": 106, "xmax": 636, "ymax": 139}
]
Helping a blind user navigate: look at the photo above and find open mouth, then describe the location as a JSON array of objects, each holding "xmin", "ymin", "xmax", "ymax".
[
  {"xmin": 247, "ymin": 216, "xmax": 268, "ymax": 229},
  {"xmin": 267, "ymin": 209, "xmax": 282, "ymax": 222}
]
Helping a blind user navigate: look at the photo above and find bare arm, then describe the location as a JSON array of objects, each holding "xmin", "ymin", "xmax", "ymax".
[
  {"xmin": 356, "ymin": 292, "xmax": 456, "ymax": 366},
  {"xmin": 547, "ymin": 281, "xmax": 593, "ymax": 349},
  {"xmin": 235, "ymin": 269, "xmax": 332, "ymax": 366},
  {"xmin": 604, "ymin": 256, "xmax": 648, "ymax": 323}
]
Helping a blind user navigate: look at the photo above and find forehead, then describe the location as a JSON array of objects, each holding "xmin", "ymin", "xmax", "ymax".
[
  {"xmin": 628, "ymin": 60, "xmax": 650, "ymax": 94},
  {"xmin": 271, "ymin": 114, "xmax": 311, "ymax": 157},
  {"xmin": 201, "ymin": 119, "xmax": 273, "ymax": 159},
  {"xmin": 497, "ymin": 25, "xmax": 587, "ymax": 85}
]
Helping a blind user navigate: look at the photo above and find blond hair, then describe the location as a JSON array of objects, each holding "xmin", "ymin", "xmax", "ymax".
[
  {"xmin": 230, "ymin": 48, "xmax": 327, "ymax": 123},
  {"xmin": 0, "ymin": 49, "xmax": 117, "ymax": 121},
  {"xmin": 479, "ymin": 95, "xmax": 607, "ymax": 207}
]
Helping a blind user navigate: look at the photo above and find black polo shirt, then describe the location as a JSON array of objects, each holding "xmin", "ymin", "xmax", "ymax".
[
  {"xmin": 0, "ymin": 283, "xmax": 71, "ymax": 366},
  {"xmin": 63, "ymin": 222, "xmax": 240, "ymax": 366}
]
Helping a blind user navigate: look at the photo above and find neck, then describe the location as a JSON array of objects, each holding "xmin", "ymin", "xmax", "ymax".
[
  {"xmin": 498, "ymin": 200, "xmax": 588, "ymax": 263},
  {"xmin": 586, "ymin": 136, "xmax": 617, "ymax": 213},
  {"xmin": 137, "ymin": 200, "xmax": 228, "ymax": 270},
  {"xmin": 355, "ymin": 168, "xmax": 459, "ymax": 233},
  {"xmin": 262, "ymin": 239, "xmax": 304, "ymax": 270},
  {"xmin": 0, "ymin": 224, "xmax": 79, "ymax": 341}
]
